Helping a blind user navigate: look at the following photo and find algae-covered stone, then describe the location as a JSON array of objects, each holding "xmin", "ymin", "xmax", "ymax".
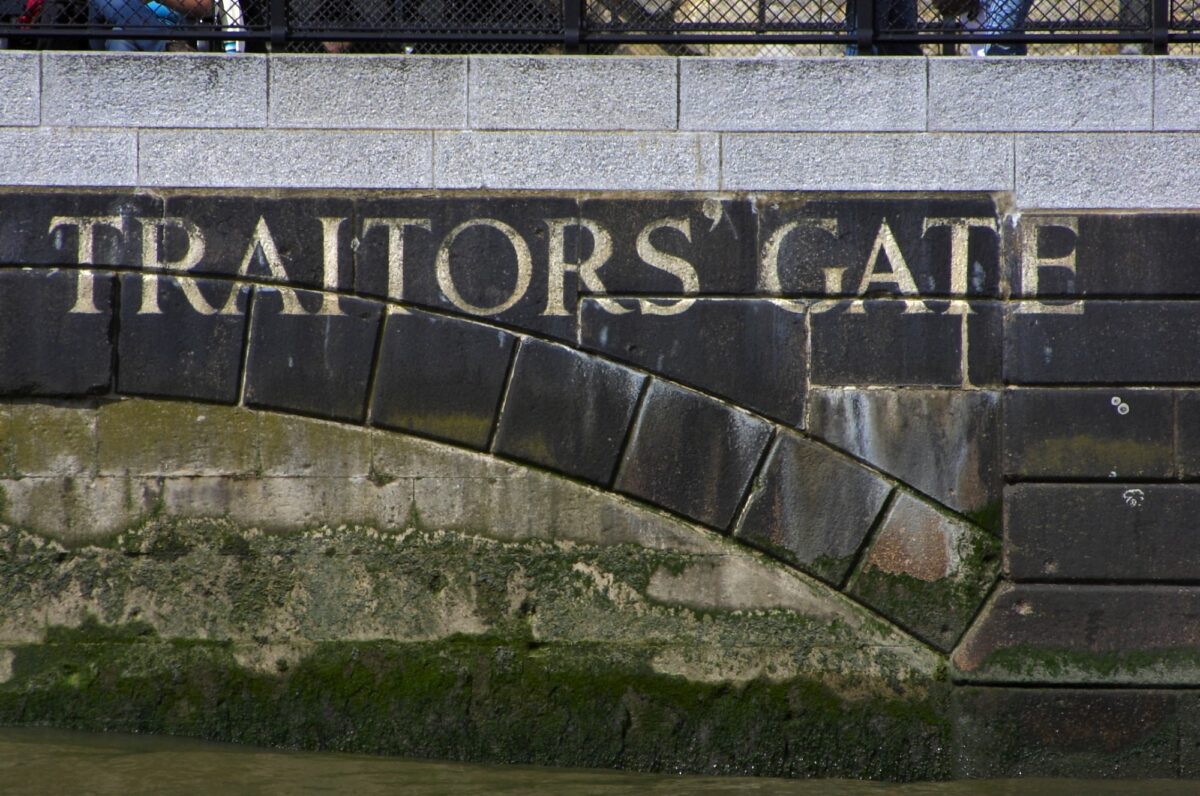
[
  {"xmin": 0, "ymin": 403, "xmax": 96, "ymax": 478},
  {"xmin": 847, "ymin": 491, "xmax": 999, "ymax": 651},
  {"xmin": 98, "ymin": 400, "xmax": 258, "ymax": 477}
]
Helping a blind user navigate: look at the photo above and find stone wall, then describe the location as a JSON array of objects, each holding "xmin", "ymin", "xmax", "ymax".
[{"xmin": 4, "ymin": 52, "xmax": 1200, "ymax": 779}]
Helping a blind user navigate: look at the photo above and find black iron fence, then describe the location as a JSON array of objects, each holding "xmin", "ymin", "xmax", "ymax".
[{"xmin": 0, "ymin": 0, "xmax": 1194, "ymax": 53}]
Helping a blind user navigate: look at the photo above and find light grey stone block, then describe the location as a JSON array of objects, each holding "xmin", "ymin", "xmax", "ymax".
[
  {"xmin": 139, "ymin": 129, "xmax": 432, "ymax": 188},
  {"xmin": 42, "ymin": 52, "xmax": 267, "ymax": 128},
  {"xmin": 929, "ymin": 57, "xmax": 1151, "ymax": 132},
  {"xmin": 0, "ymin": 52, "xmax": 39, "ymax": 126},
  {"xmin": 722, "ymin": 133, "xmax": 1013, "ymax": 192},
  {"xmin": 680, "ymin": 57, "xmax": 925, "ymax": 132},
  {"xmin": 434, "ymin": 131, "xmax": 720, "ymax": 190},
  {"xmin": 0, "ymin": 128, "xmax": 136, "ymax": 186},
  {"xmin": 469, "ymin": 56, "xmax": 677, "ymax": 130},
  {"xmin": 1016, "ymin": 133, "xmax": 1200, "ymax": 209},
  {"xmin": 1153, "ymin": 58, "xmax": 1200, "ymax": 131},
  {"xmin": 270, "ymin": 55, "xmax": 467, "ymax": 129}
]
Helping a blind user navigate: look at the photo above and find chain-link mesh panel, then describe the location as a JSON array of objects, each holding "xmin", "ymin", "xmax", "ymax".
[
  {"xmin": 287, "ymin": 0, "xmax": 561, "ymax": 38},
  {"xmin": 583, "ymin": 0, "xmax": 845, "ymax": 33}
]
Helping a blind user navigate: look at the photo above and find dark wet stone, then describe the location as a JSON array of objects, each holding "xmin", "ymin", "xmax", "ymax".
[
  {"xmin": 578, "ymin": 197, "xmax": 757, "ymax": 295},
  {"xmin": 1005, "ymin": 301, "xmax": 1200, "ymax": 384},
  {"xmin": 370, "ymin": 309, "xmax": 516, "ymax": 450},
  {"xmin": 353, "ymin": 196, "xmax": 578, "ymax": 341},
  {"xmin": 493, "ymin": 340, "xmax": 644, "ymax": 485},
  {"xmin": 759, "ymin": 195, "xmax": 1001, "ymax": 298},
  {"xmin": 614, "ymin": 380, "xmax": 772, "ymax": 530},
  {"xmin": 1003, "ymin": 389, "xmax": 1175, "ymax": 479},
  {"xmin": 117, "ymin": 274, "xmax": 250, "ymax": 404},
  {"xmin": 243, "ymin": 287, "xmax": 383, "ymax": 422},
  {"xmin": 734, "ymin": 431, "xmax": 892, "ymax": 586},
  {"xmin": 846, "ymin": 491, "xmax": 999, "ymax": 652},
  {"xmin": 806, "ymin": 388, "xmax": 1000, "ymax": 522},
  {"xmin": 161, "ymin": 195, "xmax": 355, "ymax": 291},
  {"xmin": 809, "ymin": 300, "xmax": 1000, "ymax": 387},
  {"xmin": 1171, "ymin": 391, "xmax": 1200, "ymax": 478},
  {"xmin": 579, "ymin": 297, "xmax": 807, "ymax": 425},
  {"xmin": 1005, "ymin": 483, "xmax": 1200, "ymax": 582},
  {"xmin": 954, "ymin": 583, "xmax": 1200, "ymax": 685},
  {"xmin": 0, "ymin": 192, "xmax": 161, "ymax": 268},
  {"xmin": 0, "ymin": 269, "xmax": 113, "ymax": 396}
]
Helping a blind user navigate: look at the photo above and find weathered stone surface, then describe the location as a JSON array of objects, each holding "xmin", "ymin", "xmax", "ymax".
[
  {"xmin": 0, "ymin": 52, "xmax": 38, "ymax": 126},
  {"xmin": 0, "ymin": 192, "xmax": 161, "ymax": 268},
  {"xmin": 579, "ymin": 298, "xmax": 806, "ymax": 425},
  {"xmin": 734, "ymin": 431, "xmax": 892, "ymax": 586},
  {"xmin": 494, "ymin": 341, "xmax": 644, "ymax": 485},
  {"xmin": 98, "ymin": 400, "xmax": 258, "ymax": 478},
  {"xmin": 243, "ymin": 288, "xmax": 383, "ymax": 422},
  {"xmin": 1006, "ymin": 301, "xmax": 1200, "ymax": 384},
  {"xmin": 1171, "ymin": 391, "xmax": 1200, "ymax": 477},
  {"xmin": 0, "ymin": 270, "xmax": 113, "ymax": 397},
  {"xmin": 1003, "ymin": 389, "xmax": 1175, "ymax": 479},
  {"xmin": 256, "ymin": 410, "xmax": 373, "ymax": 478},
  {"xmin": 758, "ymin": 195, "xmax": 1002, "ymax": 298},
  {"xmin": 810, "ymin": 300, "xmax": 1000, "ymax": 387},
  {"xmin": 117, "ymin": 274, "xmax": 250, "ymax": 404},
  {"xmin": 847, "ymin": 492, "xmax": 999, "ymax": 651},
  {"xmin": 1012, "ymin": 214, "xmax": 1200, "ymax": 298},
  {"xmin": 0, "ymin": 129, "xmax": 137, "ymax": 188},
  {"xmin": 1005, "ymin": 484, "xmax": 1200, "ymax": 582},
  {"xmin": 161, "ymin": 195, "xmax": 354, "ymax": 290},
  {"xmin": 370, "ymin": 309, "xmax": 516, "ymax": 450},
  {"xmin": 807, "ymin": 388, "xmax": 1001, "ymax": 523},
  {"xmin": 0, "ymin": 476, "xmax": 162, "ymax": 540},
  {"xmin": 0, "ymin": 404, "xmax": 96, "ymax": 478},
  {"xmin": 615, "ymin": 380, "xmax": 772, "ymax": 529},
  {"xmin": 576, "ymin": 197, "xmax": 758, "ymax": 294},
  {"xmin": 954, "ymin": 584, "xmax": 1200, "ymax": 685},
  {"xmin": 953, "ymin": 688, "xmax": 1184, "ymax": 779},
  {"xmin": 353, "ymin": 195, "xmax": 578, "ymax": 341}
]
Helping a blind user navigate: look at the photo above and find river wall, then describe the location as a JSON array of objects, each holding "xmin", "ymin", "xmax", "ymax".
[{"xmin": 3, "ymin": 51, "xmax": 1200, "ymax": 779}]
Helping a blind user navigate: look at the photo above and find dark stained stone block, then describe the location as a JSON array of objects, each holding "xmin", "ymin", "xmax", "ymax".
[
  {"xmin": 0, "ymin": 192, "xmax": 161, "ymax": 268},
  {"xmin": 759, "ymin": 195, "xmax": 1001, "ymax": 298},
  {"xmin": 578, "ymin": 197, "xmax": 757, "ymax": 295},
  {"xmin": 161, "ymin": 195, "xmax": 355, "ymax": 291},
  {"xmin": 1003, "ymin": 389, "xmax": 1175, "ymax": 479},
  {"xmin": 953, "ymin": 687, "xmax": 1184, "ymax": 779},
  {"xmin": 353, "ymin": 196, "xmax": 578, "ymax": 341},
  {"xmin": 0, "ymin": 269, "xmax": 113, "ymax": 396},
  {"xmin": 579, "ymin": 297, "xmax": 807, "ymax": 426},
  {"xmin": 370, "ymin": 309, "xmax": 516, "ymax": 450},
  {"xmin": 807, "ymin": 388, "xmax": 1000, "ymax": 524},
  {"xmin": 846, "ymin": 491, "xmax": 999, "ymax": 652},
  {"xmin": 1172, "ymin": 392, "xmax": 1200, "ymax": 478},
  {"xmin": 1011, "ymin": 213, "xmax": 1200, "ymax": 298},
  {"xmin": 493, "ymin": 340, "xmax": 644, "ymax": 485},
  {"xmin": 1005, "ymin": 301, "xmax": 1200, "ymax": 384},
  {"xmin": 116, "ymin": 274, "xmax": 250, "ymax": 404},
  {"xmin": 614, "ymin": 380, "xmax": 772, "ymax": 530},
  {"xmin": 809, "ymin": 300, "xmax": 1000, "ymax": 387},
  {"xmin": 734, "ymin": 431, "xmax": 893, "ymax": 586},
  {"xmin": 1005, "ymin": 484, "xmax": 1200, "ymax": 582},
  {"xmin": 953, "ymin": 584, "xmax": 1200, "ymax": 685},
  {"xmin": 243, "ymin": 287, "xmax": 383, "ymax": 422}
]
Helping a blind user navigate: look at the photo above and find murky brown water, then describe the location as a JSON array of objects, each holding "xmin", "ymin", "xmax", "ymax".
[{"xmin": 0, "ymin": 727, "xmax": 1194, "ymax": 795}]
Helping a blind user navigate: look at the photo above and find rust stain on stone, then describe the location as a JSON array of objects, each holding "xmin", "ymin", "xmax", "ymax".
[{"xmin": 865, "ymin": 513, "xmax": 950, "ymax": 582}]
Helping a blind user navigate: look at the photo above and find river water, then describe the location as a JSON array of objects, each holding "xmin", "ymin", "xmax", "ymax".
[{"xmin": 1, "ymin": 727, "xmax": 1193, "ymax": 795}]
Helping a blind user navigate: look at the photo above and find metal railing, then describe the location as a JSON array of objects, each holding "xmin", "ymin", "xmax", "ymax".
[{"xmin": 0, "ymin": 0, "xmax": 1192, "ymax": 53}]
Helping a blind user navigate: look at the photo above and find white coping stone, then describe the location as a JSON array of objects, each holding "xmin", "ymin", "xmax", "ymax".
[
  {"xmin": 722, "ymin": 133, "xmax": 1014, "ymax": 192},
  {"xmin": 0, "ymin": 52, "xmax": 39, "ymax": 126},
  {"xmin": 0, "ymin": 128, "xmax": 136, "ymax": 186},
  {"xmin": 139, "ymin": 129, "xmax": 432, "ymax": 188},
  {"xmin": 468, "ymin": 56, "xmax": 677, "ymax": 131},
  {"xmin": 434, "ymin": 131, "xmax": 720, "ymax": 190},
  {"xmin": 270, "ymin": 55, "xmax": 467, "ymax": 129},
  {"xmin": 1016, "ymin": 133, "xmax": 1200, "ymax": 209},
  {"xmin": 680, "ymin": 57, "xmax": 926, "ymax": 133},
  {"xmin": 1153, "ymin": 58, "xmax": 1200, "ymax": 131},
  {"xmin": 929, "ymin": 57, "xmax": 1152, "ymax": 133},
  {"xmin": 42, "ymin": 52, "xmax": 267, "ymax": 129}
]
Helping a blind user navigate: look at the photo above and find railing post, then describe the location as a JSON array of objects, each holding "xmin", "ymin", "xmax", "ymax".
[
  {"xmin": 564, "ymin": 0, "xmax": 583, "ymax": 52},
  {"xmin": 270, "ymin": 0, "xmax": 287, "ymax": 47},
  {"xmin": 856, "ymin": 0, "xmax": 875, "ymax": 53},
  {"xmin": 1151, "ymin": 0, "xmax": 1169, "ymax": 54}
]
